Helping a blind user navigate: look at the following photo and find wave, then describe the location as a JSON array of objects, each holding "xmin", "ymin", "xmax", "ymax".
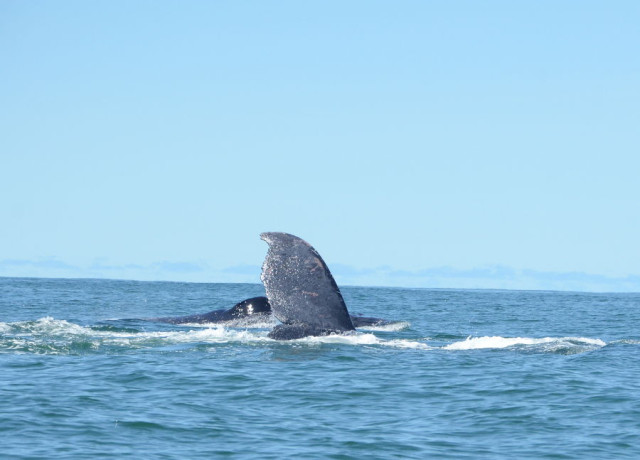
[
  {"xmin": 353, "ymin": 321, "xmax": 411, "ymax": 332},
  {"xmin": 444, "ymin": 336, "xmax": 606, "ymax": 354},
  {"xmin": 0, "ymin": 317, "xmax": 429, "ymax": 353},
  {"xmin": 0, "ymin": 318, "xmax": 608, "ymax": 355},
  {"xmin": 296, "ymin": 332, "xmax": 432, "ymax": 349},
  {"xmin": 0, "ymin": 317, "xmax": 270, "ymax": 355},
  {"xmin": 616, "ymin": 338, "xmax": 640, "ymax": 345}
]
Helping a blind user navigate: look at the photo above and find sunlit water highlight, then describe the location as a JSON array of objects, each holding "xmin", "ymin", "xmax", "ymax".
[{"xmin": 1, "ymin": 278, "xmax": 639, "ymax": 459}]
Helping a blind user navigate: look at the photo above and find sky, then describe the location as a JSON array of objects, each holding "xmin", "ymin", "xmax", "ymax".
[{"xmin": 1, "ymin": 1, "xmax": 639, "ymax": 292}]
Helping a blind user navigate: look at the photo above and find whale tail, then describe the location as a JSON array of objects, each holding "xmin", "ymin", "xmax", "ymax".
[{"xmin": 260, "ymin": 232, "xmax": 355, "ymax": 339}]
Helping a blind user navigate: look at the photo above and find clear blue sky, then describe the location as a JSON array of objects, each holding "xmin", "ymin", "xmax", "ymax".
[{"xmin": 1, "ymin": 1, "xmax": 639, "ymax": 291}]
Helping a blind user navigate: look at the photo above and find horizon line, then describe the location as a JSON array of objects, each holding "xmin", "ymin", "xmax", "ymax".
[{"xmin": 1, "ymin": 272, "xmax": 639, "ymax": 295}]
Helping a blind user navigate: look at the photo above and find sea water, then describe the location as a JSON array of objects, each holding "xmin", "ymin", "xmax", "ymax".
[{"xmin": 1, "ymin": 277, "xmax": 639, "ymax": 459}]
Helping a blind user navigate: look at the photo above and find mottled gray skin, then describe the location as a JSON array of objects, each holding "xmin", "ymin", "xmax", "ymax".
[
  {"xmin": 260, "ymin": 232, "xmax": 355, "ymax": 339},
  {"xmin": 152, "ymin": 296, "xmax": 271, "ymax": 324}
]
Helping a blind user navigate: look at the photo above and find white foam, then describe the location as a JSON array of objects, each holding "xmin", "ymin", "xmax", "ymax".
[
  {"xmin": 288, "ymin": 331, "xmax": 432, "ymax": 349},
  {"xmin": 8, "ymin": 317, "xmax": 93, "ymax": 336},
  {"xmin": 1, "ymin": 318, "xmax": 422, "ymax": 350},
  {"xmin": 1, "ymin": 318, "xmax": 608, "ymax": 355},
  {"xmin": 444, "ymin": 336, "xmax": 606, "ymax": 351},
  {"xmin": 96, "ymin": 326, "xmax": 273, "ymax": 347},
  {"xmin": 356, "ymin": 321, "xmax": 411, "ymax": 332},
  {"xmin": 0, "ymin": 318, "xmax": 274, "ymax": 353}
]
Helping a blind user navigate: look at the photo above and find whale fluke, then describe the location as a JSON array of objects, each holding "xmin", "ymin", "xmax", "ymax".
[{"xmin": 260, "ymin": 232, "xmax": 355, "ymax": 339}]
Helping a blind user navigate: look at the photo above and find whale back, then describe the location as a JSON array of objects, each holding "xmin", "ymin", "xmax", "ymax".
[
  {"xmin": 152, "ymin": 296, "xmax": 271, "ymax": 324},
  {"xmin": 260, "ymin": 232, "xmax": 354, "ymax": 334},
  {"xmin": 227, "ymin": 296, "xmax": 271, "ymax": 317}
]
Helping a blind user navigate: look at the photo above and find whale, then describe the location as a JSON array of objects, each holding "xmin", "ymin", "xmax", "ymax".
[
  {"xmin": 153, "ymin": 295, "xmax": 393, "ymax": 329},
  {"xmin": 152, "ymin": 296, "xmax": 272, "ymax": 325},
  {"xmin": 153, "ymin": 232, "xmax": 397, "ymax": 339}
]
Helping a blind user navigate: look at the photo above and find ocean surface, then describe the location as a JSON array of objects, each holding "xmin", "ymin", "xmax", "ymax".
[{"xmin": 1, "ymin": 277, "xmax": 639, "ymax": 459}]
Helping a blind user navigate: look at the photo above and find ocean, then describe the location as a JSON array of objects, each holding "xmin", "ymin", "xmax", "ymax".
[{"xmin": 1, "ymin": 277, "xmax": 639, "ymax": 459}]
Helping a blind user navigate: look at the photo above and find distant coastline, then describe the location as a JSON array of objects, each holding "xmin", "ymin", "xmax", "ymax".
[{"xmin": 2, "ymin": 258, "xmax": 638, "ymax": 293}]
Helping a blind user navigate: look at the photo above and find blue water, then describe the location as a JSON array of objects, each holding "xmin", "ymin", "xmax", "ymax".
[{"xmin": 1, "ymin": 277, "xmax": 639, "ymax": 459}]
